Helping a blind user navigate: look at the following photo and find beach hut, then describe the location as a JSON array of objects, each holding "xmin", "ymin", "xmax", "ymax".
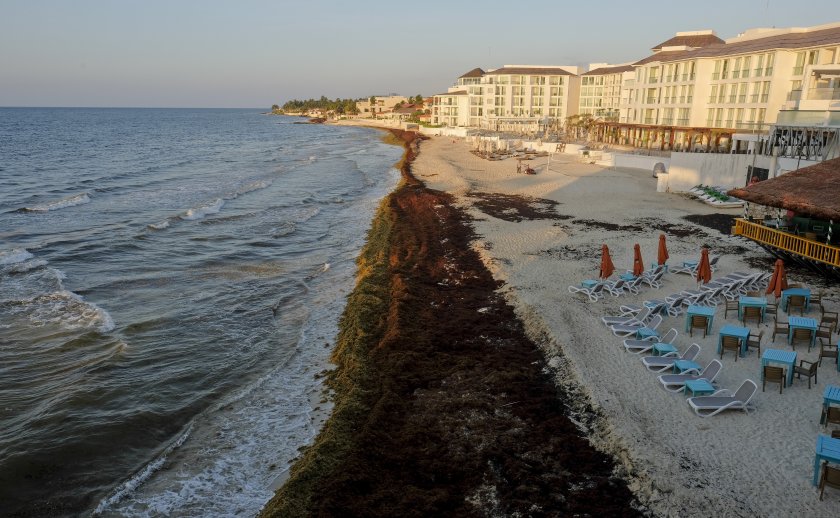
[{"xmin": 728, "ymin": 157, "xmax": 840, "ymax": 278}]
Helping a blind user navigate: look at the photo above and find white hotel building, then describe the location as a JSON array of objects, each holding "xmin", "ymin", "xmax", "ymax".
[{"xmin": 432, "ymin": 22, "xmax": 840, "ymax": 151}]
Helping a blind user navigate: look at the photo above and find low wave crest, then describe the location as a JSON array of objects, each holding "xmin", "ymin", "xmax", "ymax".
[
  {"xmin": 24, "ymin": 193, "xmax": 91, "ymax": 212},
  {"xmin": 148, "ymin": 220, "xmax": 171, "ymax": 230},
  {"xmin": 7, "ymin": 290, "xmax": 116, "ymax": 333},
  {"xmin": 181, "ymin": 199, "xmax": 224, "ymax": 221},
  {"xmin": 0, "ymin": 248, "xmax": 34, "ymax": 265}
]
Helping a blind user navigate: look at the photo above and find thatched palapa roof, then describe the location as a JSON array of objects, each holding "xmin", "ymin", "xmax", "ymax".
[{"xmin": 727, "ymin": 157, "xmax": 840, "ymax": 221}]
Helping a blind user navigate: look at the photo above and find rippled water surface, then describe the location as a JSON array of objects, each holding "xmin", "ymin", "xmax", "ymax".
[{"xmin": 0, "ymin": 108, "xmax": 401, "ymax": 516}]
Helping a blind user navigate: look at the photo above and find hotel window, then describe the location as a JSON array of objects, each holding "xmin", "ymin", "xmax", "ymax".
[
  {"xmin": 750, "ymin": 83, "xmax": 760, "ymax": 102},
  {"xmin": 665, "ymin": 64, "xmax": 673, "ymax": 82},
  {"xmin": 687, "ymin": 85, "xmax": 694, "ymax": 103},
  {"xmin": 728, "ymin": 84, "xmax": 737, "ymax": 103},
  {"xmin": 511, "ymin": 75, "xmax": 524, "ymax": 85},
  {"xmin": 758, "ymin": 108, "xmax": 766, "ymax": 123},
  {"xmin": 531, "ymin": 86, "xmax": 544, "ymax": 97},
  {"xmin": 689, "ymin": 61, "xmax": 696, "ymax": 80},
  {"xmin": 709, "ymin": 85, "xmax": 718, "ymax": 103},
  {"xmin": 714, "ymin": 108, "xmax": 723, "ymax": 126},
  {"xmin": 736, "ymin": 108, "xmax": 744, "ymax": 126},
  {"xmin": 677, "ymin": 108, "xmax": 690, "ymax": 125},
  {"xmin": 549, "ymin": 86, "xmax": 564, "ymax": 97},
  {"xmin": 738, "ymin": 83, "xmax": 747, "ymax": 103},
  {"xmin": 733, "ymin": 57, "xmax": 741, "ymax": 78},
  {"xmin": 531, "ymin": 76, "xmax": 545, "ymax": 85},
  {"xmin": 794, "ymin": 52, "xmax": 805, "ymax": 75},
  {"xmin": 725, "ymin": 108, "xmax": 734, "ymax": 127},
  {"xmin": 747, "ymin": 108, "xmax": 756, "ymax": 126},
  {"xmin": 721, "ymin": 59, "xmax": 729, "ymax": 80},
  {"xmin": 760, "ymin": 81, "xmax": 771, "ymax": 102},
  {"xmin": 706, "ymin": 108, "xmax": 715, "ymax": 127},
  {"xmin": 765, "ymin": 53, "xmax": 774, "ymax": 75},
  {"xmin": 533, "ymin": 107, "xmax": 542, "ymax": 115},
  {"xmin": 712, "ymin": 60, "xmax": 721, "ymax": 80},
  {"xmin": 494, "ymin": 86, "xmax": 506, "ymax": 96},
  {"xmin": 662, "ymin": 107, "xmax": 674, "ymax": 125},
  {"xmin": 741, "ymin": 56, "xmax": 750, "ymax": 78},
  {"xmin": 549, "ymin": 76, "xmax": 564, "ymax": 85}
]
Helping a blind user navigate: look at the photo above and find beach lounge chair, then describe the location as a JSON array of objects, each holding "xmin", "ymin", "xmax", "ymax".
[
  {"xmin": 641, "ymin": 343, "xmax": 701, "ymax": 372},
  {"xmin": 602, "ymin": 306, "xmax": 653, "ymax": 327},
  {"xmin": 641, "ymin": 269, "xmax": 665, "ymax": 289},
  {"xmin": 603, "ymin": 278, "xmax": 628, "ymax": 297},
  {"xmin": 624, "ymin": 276, "xmax": 646, "ymax": 295},
  {"xmin": 658, "ymin": 359, "xmax": 722, "ymax": 392},
  {"xmin": 568, "ymin": 282, "xmax": 606, "ymax": 302},
  {"xmin": 670, "ymin": 262, "xmax": 698, "ymax": 275},
  {"xmin": 686, "ymin": 379, "xmax": 758, "ymax": 417},
  {"xmin": 610, "ymin": 314, "xmax": 662, "ymax": 338},
  {"xmin": 624, "ymin": 327, "xmax": 677, "ymax": 354},
  {"xmin": 708, "ymin": 255, "xmax": 720, "ymax": 272}
]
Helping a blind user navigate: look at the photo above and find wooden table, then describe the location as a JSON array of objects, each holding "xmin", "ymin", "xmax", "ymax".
[
  {"xmin": 788, "ymin": 316, "xmax": 818, "ymax": 348},
  {"xmin": 685, "ymin": 305, "xmax": 715, "ymax": 333},
  {"xmin": 738, "ymin": 296, "xmax": 767, "ymax": 321},
  {"xmin": 761, "ymin": 348, "xmax": 796, "ymax": 387},
  {"xmin": 718, "ymin": 324, "xmax": 751, "ymax": 357},
  {"xmin": 813, "ymin": 435, "xmax": 840, "ymax": 485},
  {"xmin": 821, "ymin": 385, "xmax": 840, "ymax": 424}
]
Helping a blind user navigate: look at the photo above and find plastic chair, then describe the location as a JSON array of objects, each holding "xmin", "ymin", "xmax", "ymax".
[
  {"xmin": 724, "ymin": 299, "xmax": 739, "ymax": 319},
  {"xmin": 793, "ymin": 360, "xmax": 817, "ymax": 389},
  {"xmin": 746, "ymin": 330, "xmax": 763, "ymax": 357},
  {"xmin": 819, "ymin": 339, "xmax": 839, "ymax": 368},
  {"xmin": 720, "ymin": 335, "xmax": 741, "ymax": 361},
  {"xmin": 791, "ymin": 327, "xmax": 814, "ymax": 352},
  {"xmin": 742, "ymin": 306, "xmax": 762, "ymax": 327},
  {"xmin": 690, "ymin": 315, "xmax": 708, "ymax": 338},
  {"xmin": 787, "ymin": 295, "xmax": 806, "ymax": 315},
  {"xmin": 762, "ymin": 365, "xmax": 785, "ymax": 393},
  {"xmin": 817, "ymin": 323, "xmax": 834, "ymax": 346},
  {"xmin": 771, "ymin": 317, "xmax": 789, "ymax": 343},
  {"xmin": 821, "ymin": 305, "xmax": 839, "ymax": 333},
  {"xmin": 819, "ymin": 462, "xmax": 840, "ymax": 501}
]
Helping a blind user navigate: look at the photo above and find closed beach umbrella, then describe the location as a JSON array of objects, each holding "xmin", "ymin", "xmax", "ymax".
[
  {"xmin": 599, "ymin": 244, "xmax": 615, "ymax": 279},
  {"xmin": 766, "ymin": 259, "xmax": 788, "ymax": 298},
  {"xmin": 696, "ymin": 248, "xmax": 712, "ymax": 284},
  {"xmin": 657, "ymin": 234, "xmax": 669, "ymax": 266},
  {"xmin": 632, "ymin": 244, "xmax": 644, "ymax": 277}
]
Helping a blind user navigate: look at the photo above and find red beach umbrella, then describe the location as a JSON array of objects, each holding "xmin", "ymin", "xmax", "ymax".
[
  {"xmin": 599, "ymin": 245, "xmax": 615, "ymax": 280},
  {"xmin": 696, "ymin": 248, "xmax": 712, "ymax": 284},
  {"xmin": 632, "ymin": 244, "xmax": 644, "ymax": 277},
  {"xmin": 766, "ymin": 259, "xmax": 788, "ymax": 299},
  {"xmin": 657, "ymin": 234, "xmax": 669, "ymax": 266}
]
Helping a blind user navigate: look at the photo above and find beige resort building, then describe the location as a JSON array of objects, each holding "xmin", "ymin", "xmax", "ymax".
[
  {"xmin": 432, "ymin": 22, "xmax": 840, "ymax": 153},
  {"xmin": 432, "ymin": 65, "xmax": 582, "ymax": 133}
]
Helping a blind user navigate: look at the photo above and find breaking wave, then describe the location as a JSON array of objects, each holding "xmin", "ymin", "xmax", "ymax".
[{"xmin": 23, "ymin": 193, "xmax": 91, "ymax": 212}]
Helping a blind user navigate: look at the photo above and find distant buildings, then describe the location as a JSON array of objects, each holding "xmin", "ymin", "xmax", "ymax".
[
  {"xmin": 432, "ymin": 21, "xmax": 840, "ymax": 150},
  {"xmin": 356, "ymin": 95, "xmax": 410, "ymax": 116}
]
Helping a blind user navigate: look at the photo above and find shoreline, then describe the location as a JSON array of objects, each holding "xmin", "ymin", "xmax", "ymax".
[{"xmin": 260, "ymin": 129, "xmax": 642, "ymax": 516}]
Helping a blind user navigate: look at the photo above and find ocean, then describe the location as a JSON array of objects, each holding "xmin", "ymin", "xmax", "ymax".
[{"xmin": 0, "ymin": 108, "xmax": 402, "ymax": 516}]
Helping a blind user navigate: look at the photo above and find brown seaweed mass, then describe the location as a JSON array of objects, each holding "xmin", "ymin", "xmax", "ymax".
[{"xmin": 261, "ymin": 130, "xmax": 642, "ymax": 517}]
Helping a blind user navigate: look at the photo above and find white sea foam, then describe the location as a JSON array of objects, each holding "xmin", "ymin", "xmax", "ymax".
[
  {"xmin": 7, "ymin": 259, "xmax": 48, "ymax": 273},
  {"xmin": 21, "ymin": 290, "xmax": 116, "ymax": 333},
  {"xmin": 148, "ymin": 220, "xmax": 170, "ymax": 230},
  {"xmin": 25, "ymin": 193, "xmax": 91, "ymax": 212},
  {"xmin": 0, "ymin": 248, "xmax": 33, "ymax": 265},
  {"xmin": 181, "ymin": 199, "xmax": 224, "ymax": 221},
  {"xmin": 235, "ymin": 179, "xmax": 272, "ymax": 196},
  {"xmin": 92, "ymin": 424, "xmax": 194, "ymax": 516}
]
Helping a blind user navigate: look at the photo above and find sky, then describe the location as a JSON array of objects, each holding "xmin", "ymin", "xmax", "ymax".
[{"xmin": 1, "ymin": 0, "xmax": 839, "ymax": 108}]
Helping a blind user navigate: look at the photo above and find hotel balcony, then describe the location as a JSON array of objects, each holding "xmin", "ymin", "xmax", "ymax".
[{"xmin": 732, "ymin": 219, "xmax": 840, "ymax": 269}]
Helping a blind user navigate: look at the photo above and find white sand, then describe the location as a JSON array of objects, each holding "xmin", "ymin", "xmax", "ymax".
[{"xmin": 410, "ymin": 135, "xmax": 840, "ymax": 515}]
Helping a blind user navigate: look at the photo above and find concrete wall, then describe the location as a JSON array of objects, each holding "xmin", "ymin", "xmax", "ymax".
[{"xmin": 657, "ymin": 152, "xmax": 820, "ymax": 193}]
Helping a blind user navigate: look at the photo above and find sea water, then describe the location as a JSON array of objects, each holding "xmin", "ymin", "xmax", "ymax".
[{"xmin": 0, "ymin": 108, "xmax": 402, "ymax": 516}]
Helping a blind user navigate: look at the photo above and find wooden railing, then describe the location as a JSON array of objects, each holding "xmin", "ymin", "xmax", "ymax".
[{"xmin": 732, "ymin": 219, "xmax": 840, "ymax": 267}]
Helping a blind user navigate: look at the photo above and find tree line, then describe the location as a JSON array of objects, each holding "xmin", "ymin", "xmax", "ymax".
[{"xmin": 275, "ymin": 96, "xmax": 360, "ymax": 115}]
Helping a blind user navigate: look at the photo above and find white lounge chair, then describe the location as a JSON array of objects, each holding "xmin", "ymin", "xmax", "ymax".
[
  {"xmin": 624, "ymin": 327, "xmax": 677, "ymax": 354},
  {"xmin": 568, "ymin": 282, "xmax": 606, "ymax": 302},
  {"xmin": 610, "ymin": 314, "xmax": 663, "ymax": 338},
  {"xmin": 658, "ymin": 359, "xmax": 723, "ymax": 392},
  {"xmin": 641, "ymin": 269, "xmax": 666, "ymax": 289},
  {"xmin": 602, "ymin": 306, "xmax": 653, "ymax": 327},
  {"xmin": 624, "ymin": 276, "xmax": 646, "ymax": 295},
  {"xmin": 670, "ymin": 261, "xmax": 698, "ymax": 275},
  {"xmin": 641, "ymin": 343, "xmax": 701, "ymax": 372},
  {"xmin": 603, "ymin": 278, "xmax": 628, "ymax": 297},
  {"xmin": 687, "ymin": 379, "xmax": 758, "ymax": 417}
]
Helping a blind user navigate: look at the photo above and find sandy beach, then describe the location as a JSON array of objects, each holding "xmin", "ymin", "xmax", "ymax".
[{"xmin": 410, "ymin": 134, "xmax": 840, "ymax": 515}]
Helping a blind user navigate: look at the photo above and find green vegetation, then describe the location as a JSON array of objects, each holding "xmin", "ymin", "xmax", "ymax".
[{"xmin": 279, "ymin": 96, "xmax": 359, "ymax": 115}]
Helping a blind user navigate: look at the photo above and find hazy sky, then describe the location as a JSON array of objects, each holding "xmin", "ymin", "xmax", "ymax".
[{"xmin": 1, "ymin": 0, "xmax": 838, "ymax": 108}]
